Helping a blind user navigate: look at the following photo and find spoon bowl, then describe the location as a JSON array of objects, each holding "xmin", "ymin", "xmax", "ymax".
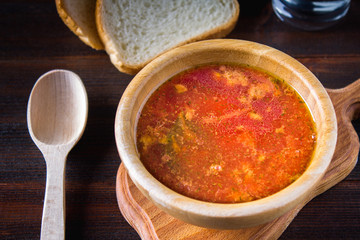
[{"xmin": 27, "ymin": 69, "xmax": 88, "ymax": 239}]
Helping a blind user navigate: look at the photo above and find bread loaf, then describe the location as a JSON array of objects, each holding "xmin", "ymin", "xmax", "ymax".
[
  {"xmin": 56, "ymin": 0, "xmax": 104, "ymax": 50},
  {"xmin": 96, "ymin": 0, "xmax": 239, "ymax": 74}
]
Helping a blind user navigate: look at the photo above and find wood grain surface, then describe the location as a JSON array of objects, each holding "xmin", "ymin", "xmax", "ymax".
[{"xmin": 1, "ymin": 0, "xmax": 359, "ymax": 239}]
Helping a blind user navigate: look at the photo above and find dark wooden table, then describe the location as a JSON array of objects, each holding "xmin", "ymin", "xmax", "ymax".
[{"xmin": 1, "ymin": 1, "xmax": 359, "ymax": 239}]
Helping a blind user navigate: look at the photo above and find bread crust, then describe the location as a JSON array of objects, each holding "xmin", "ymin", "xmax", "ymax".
[
  {"xmin": 56, "ymin": 0, "xmax": 104, "ymax": 50},
  {"xmin": 96, "ymin": 0, "xmax": 240, "ymax": 75}
]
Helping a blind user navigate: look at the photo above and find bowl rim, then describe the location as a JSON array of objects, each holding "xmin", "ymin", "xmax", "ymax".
[{"xmin": 115, "ymin": 39, "xmax": 337, "ymax": 228}]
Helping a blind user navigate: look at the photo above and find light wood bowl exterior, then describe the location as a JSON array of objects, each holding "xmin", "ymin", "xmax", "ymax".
[{"xmin": 114, "ymin": 39, "xmax": 337, "ymax": 229}]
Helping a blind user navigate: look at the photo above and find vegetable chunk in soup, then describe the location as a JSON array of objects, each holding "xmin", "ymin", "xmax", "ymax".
[{"xmin": 136, "ymin": 64, "xmax": 316, "ymax": 203}]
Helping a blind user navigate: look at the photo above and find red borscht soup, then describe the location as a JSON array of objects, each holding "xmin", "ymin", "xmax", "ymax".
[{"xmin": 136, "ymin": 64, "xmax": 316, "ymax": 203}]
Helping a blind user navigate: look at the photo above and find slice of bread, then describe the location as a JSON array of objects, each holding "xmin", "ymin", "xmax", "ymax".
[
  {"xmin": 96, "ymin": 0, "xmax": 239, "ymax": 74},
  {"xmin": 56, "ymin": 0, "xmax": 104, "ymax": 50}
]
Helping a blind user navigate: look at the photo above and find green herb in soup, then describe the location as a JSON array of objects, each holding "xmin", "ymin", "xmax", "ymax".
[{"xmin": 136, "ymin": 64, "xmax": 316, "ymax": 203}]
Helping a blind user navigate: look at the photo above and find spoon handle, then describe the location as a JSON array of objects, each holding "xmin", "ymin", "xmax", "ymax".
[{"xmin": 40, "ymin": 153, "xmax": 66, "ymax": 240}]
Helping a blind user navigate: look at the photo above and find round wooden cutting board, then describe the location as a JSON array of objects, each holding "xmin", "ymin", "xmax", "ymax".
[{"xmin": 116, "ymin": 79, "xmax": 360, "ymax": 240}]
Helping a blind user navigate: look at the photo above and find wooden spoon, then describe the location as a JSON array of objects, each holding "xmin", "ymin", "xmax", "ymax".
[{"xmin": 27, "ymin": 69, "xmax": 88, "ymax": 240}]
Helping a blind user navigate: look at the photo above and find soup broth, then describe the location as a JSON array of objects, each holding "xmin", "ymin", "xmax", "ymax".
[{"xmin": 136, "ymin": 64, "xmax": 316, "ymax": 203}]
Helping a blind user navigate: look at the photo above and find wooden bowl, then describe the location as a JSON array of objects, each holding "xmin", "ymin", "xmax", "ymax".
[{"xmin": 114, "ymin": 39, "xmax": 337, "ymax": 229}]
